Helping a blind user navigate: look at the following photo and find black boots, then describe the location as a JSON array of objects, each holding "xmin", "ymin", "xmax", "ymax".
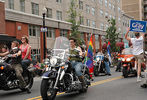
[{"xmin": 78, "ymin": 76, "xmax": 87, "ymax": 90}]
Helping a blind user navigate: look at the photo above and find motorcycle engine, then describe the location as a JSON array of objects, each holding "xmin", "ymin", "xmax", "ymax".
[{"xmin": 63, "ymin": 73, "xmax": 73, "ymax": 88}]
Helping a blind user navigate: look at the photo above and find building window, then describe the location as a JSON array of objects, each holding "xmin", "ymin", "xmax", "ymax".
[
  {"xmin": 60, "ymin": 30, "xmax": 68, "ymax": 37},
  {"xmin": 92, "ymin": 21, "xmax": 96, "ymax": 28},
  {"xmin": 118, "ymin": 7, "xmax": 121, "ymax": 13},
  {"xmin": 79, "ymin": 16, "xmax": 84, "ymax": 25},
  {"xmin": 105, "ymin": 0, "xmax": 108, "ymax": 7},
  {"xmin": 20, "ymin": 0, "xmax": 25, "ymax": 12},
  {"xmin": 8, "ymin": 0, "xmax": 14, "ymax": 9},
  {"xmin": 112, "ymin": 4, "xmax": 115, "ymax": 11},
  {"xmin": 46, "ymin": 28, "xmax": 55, "ymax": 38},
  {"xmin": 32, "ymin": 3, "xmax": 39, "ymax": 15},
  {"xmin": 46, "ymin": 8, "xmax": 52, "ymax": 18},
  {"xmin": 109, "ymin": 2, "xmax": 111, "ymax": 9},
  {"xmin": 56, "ymin": 11, "xmax": 62, "ymax": 20},
  {"xmin": 100, "ymin": 23, "xmax": 104, "ymax": 30},
  {"xmin": 100, "ymin": 9, "xmax": 103, "ymax": 17},
  {"xmin": 95, "ymin": 35, "xmax": 99, "ymax": 41},
  {"xmin": 109, "ymin": 15, "xmax": 112, "ymax": 19},
  {"xmin": 105, "ymin": 12, "xmax": 108, "ymax": 17},
  {"xmin": 86, "ymin": 19, "xmax": 90, "ymax": 26},
  {"xmin": 92, "ymin": 7, "xmax": 95, "ymax": 15},
  {"xmin": 99, "ymin": 0, "xmax": 103, "ymax": 5},
  {"xmin": 56, "ymin": 0, "xmax": 62, "ymax": 3},
  {"xmin": 86, "ymin": 5, "xmax": 90, "ymax": 13},
  {"xmin": 118, "ymin": 17, "xmax": 121, "ymax": 22},
  {"xmin": 79, "ymin": 0, "xmax": 83, "ymax": 10},
  {"xmin": 29, "ymin": 25, "xmax": 40, "ymax": 37},
  {"xmin": 105, "ymin": 24, "xmax": 108, "ymax": 30}
]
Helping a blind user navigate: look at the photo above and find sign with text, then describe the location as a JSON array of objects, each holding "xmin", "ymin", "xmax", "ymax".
[
  {"xmin": 130, "ymin": 20, "xmax": 146, "ymax": 33},
  {"xmin": 41, "ymin": 27, "xmax": 47, "ymax": 32}
]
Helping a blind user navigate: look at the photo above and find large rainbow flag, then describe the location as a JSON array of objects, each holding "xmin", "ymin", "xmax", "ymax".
[{"xmin": 85, "ymin": 35, "xmax": 94, "ymax": 73}]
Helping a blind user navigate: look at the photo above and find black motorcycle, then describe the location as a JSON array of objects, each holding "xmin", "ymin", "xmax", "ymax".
[
  {"xmin": 40, "ymin": 37, "xmax": 91, "ymax": 100},
  {"xmin": 93, "ymin": 54, "xmax": 107, "ymax": 76},
  {"xmin": 0, "ymin": 55, "xmax": 34, "ymax": 91}
]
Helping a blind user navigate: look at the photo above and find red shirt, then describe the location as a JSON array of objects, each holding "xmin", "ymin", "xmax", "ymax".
[{"xmin": 20, "ymin": 44, "xmax": 31, "ymax": 60}]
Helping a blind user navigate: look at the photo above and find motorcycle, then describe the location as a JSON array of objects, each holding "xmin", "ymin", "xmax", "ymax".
[
  {"xmin": 121, "ymin": 48, "xmax": 136, "ymax": 78},
  {"xmin": 121, "ymin": 48, "xmax": 146, "ymax": 78},
  {"xmin": 40, "ymin": 37, "xmax": 91, "ymax": 100},
  {"xmin": 93, "ymin": 53, "xmax": 107, "ymax": 76},
  {"xmin": 0, "ymin": 54, "xmax": 34, "ymax": 91}
]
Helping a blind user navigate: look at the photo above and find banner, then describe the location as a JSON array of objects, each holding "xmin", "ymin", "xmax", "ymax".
[{"xmin": 130, "ymin": 20, "xmax": 146, "ymax": 33}]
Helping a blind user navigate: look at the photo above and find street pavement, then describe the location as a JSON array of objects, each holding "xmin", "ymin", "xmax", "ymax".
[{"xmin": 0, "ymin": 68, "xmax": 147, "ymax": 100}]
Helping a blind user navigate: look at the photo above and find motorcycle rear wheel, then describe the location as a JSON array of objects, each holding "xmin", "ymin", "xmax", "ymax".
[{"xmin": 40, "ymin": 79, "xmax": 57, "ymax": 100}]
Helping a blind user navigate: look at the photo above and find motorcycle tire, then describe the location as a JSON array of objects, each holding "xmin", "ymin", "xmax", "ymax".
[
  {"xmin": 122, "ymin": 68, "xmax": 128, "ymax": 78},
  {"xmin": 20, "ymin": 71, "xmax": 34, "ymax": 91},
  {"xmin": 40, "ymin": 79, "xmax": 57, "ymax": 100},
  {"xmin": 94, "ymin": 65, "xmax": 99, "ymax": 76}
]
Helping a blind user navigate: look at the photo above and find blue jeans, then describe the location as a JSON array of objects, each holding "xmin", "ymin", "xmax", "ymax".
[
  {"xmin": 104, "ymin": 61, "xmax": 111, "ymax": 74},
  {"xmin": 70, "ymin": 61, "xmax": 83, "ymax": 76},
  {"xmin": 21, "ymin": 59, "xmax": 31, "ymax": 69}
]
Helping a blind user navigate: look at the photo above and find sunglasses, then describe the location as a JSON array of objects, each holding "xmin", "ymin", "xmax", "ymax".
[{"xmin": 21, "ymin": 37, "xmax": 26, "ymax": 40}]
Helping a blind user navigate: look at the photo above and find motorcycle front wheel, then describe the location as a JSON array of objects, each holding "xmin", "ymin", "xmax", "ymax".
[
  {"xmin": 40, "ymin": 79, "xmax": 57, "ymax": 100},
  {"xmin": 94, "ymin": 65, "xmax": 99, "ymax": 76}
]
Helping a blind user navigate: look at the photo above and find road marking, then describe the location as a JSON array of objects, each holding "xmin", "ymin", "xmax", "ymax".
[{"xmin": 26, "ymin": 76, "xmax": 123, "ymax": 100}]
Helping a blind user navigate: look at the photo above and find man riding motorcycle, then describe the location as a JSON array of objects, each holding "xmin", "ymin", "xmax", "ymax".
[
  {"xmin": 0, "ymin": 41, "xmax": 30, "ymax": 93},
  {"xmin": 69, "ymin": 38, "xmax": 86, "ymax": 90}
]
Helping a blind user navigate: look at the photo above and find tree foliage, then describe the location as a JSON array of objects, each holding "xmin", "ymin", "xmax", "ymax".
[
  {"xmin": 67, "ymin": 0, "xmax": 83, "ymax": 46},
  {"xmin": 106, "ymin": 18, "xmax": 119, "ymax": 52}
]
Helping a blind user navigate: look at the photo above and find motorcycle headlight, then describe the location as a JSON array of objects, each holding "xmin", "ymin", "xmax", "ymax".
[
  {"xmin": 96, "ymin": 57, "xmax": 100, "ymax": 62},
  {"xmin": 44, "ymin": 58, "xmax": 49, "ymax": 65},
  {"xmin": 50, "ymin": 57, "xmax": 57, "ymax": 66},
  {"xmin": 122, "ymin": 58, "xmax": 125, "ymax": 61},
  {"xmin": 126, "ymin": 58, "xmax": 131, "ymax": 61}
]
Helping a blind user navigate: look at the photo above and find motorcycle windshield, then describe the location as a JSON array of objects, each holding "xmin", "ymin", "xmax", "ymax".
[
  {"xmin": 122, "ymin": 48, "xmax": 133, "ymax": 55},
  {"xmin": 53, "ymin": 37, "xmax": 70, "ymax": 60}
]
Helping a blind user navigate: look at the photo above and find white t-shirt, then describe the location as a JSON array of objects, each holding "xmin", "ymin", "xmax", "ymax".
[{"xmin": 131, "ymin": 36, "xmax": 143, "ymax": 55}]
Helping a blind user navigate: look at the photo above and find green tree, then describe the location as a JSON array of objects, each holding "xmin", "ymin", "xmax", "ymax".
[
  {"xmin": 67, "ymin": 0, "xmax": 83, "ymax": 46},
  {"xmin": 106, "ymin": 18, "xmax": 119, "ymax": 52}
]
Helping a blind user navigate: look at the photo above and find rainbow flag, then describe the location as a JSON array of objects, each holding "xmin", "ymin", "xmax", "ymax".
[
  {"xmin": 107, "ymin": 41, "xmax": 111, "ymax": 64},
  {"xmin": 85, "ymin": 35, "xmax": 94, "ymax": 73}
]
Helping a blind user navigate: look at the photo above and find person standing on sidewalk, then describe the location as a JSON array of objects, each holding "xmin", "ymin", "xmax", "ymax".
[{"xmin": 125, "ymin": 28, "xmax": 144, "ymax": 82}]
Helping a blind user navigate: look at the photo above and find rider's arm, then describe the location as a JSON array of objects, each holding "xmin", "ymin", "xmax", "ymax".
[
  {"xmin": 77, "ymin": 47, "xmax": 83, "ymax": 56},
  {"xmin": 0, "ymin": 51, "xmax": 9, "ymax": 57},
  {"xmin": 23, "ymin": 45, "xmax": 31, "ymax": 60},
  {"xmin": 12, "ymin": 50, "xmax": 21, "ymax": 57},
  {"xmin": 125, "ymin": 27, "xmax": 131, "ymax": 41}
]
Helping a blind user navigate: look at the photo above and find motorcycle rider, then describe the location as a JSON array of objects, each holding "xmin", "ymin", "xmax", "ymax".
[
  {"xmin": 69, "ymin": 38, "xmax": 86, "ymax": 90},
  {"xmin": 0, "ymin": 41, "xmax": 30, "ymax": 93},
  {"xmin": 20, "ymin": 36, "xmax": 32, "ymax": 69},
  {"xmin": 125, "ymin": 27, "xmax": 145, "ymax": 82}
]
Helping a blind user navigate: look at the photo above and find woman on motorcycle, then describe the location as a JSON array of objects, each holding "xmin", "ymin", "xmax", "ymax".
[{"xmin": 20, "ymin": 36, "xmax": 32, "ymax": 69}]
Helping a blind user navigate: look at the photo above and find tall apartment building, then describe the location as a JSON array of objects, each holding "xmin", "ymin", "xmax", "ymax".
[
  {"xmin": 144, "ymin": 0, "xmax": 147, "ymax": 20},
  {"xmin": 122, "ymin": 0, "xmax": 147, "ymax": 21},
  {"xmin": 0, "ymin": 0, "xmax": 125, "ymax": 61}
]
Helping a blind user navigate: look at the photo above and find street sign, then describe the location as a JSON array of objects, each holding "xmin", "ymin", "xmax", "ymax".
[
  {"xmin": 130, "ymin": 20, "xmax": 147, "ymax": 33},
  {"xmin": 41, "ymin": 27, "xmax": 47, "ymax": 32}
]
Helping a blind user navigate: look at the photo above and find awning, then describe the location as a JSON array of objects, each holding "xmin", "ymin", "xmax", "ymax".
[
  {"xmin": 0, "ymin": 35, "xmax": 21, "ymax": 49},
  {"xmin": 0, "ymin": 35, "xmax": 21, "ymax": 43}
]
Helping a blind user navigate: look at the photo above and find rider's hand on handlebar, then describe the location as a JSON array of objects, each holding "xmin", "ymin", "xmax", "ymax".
[{"xmin": 12, "ymin": 54, "xmax": 17, "ymax": 58}]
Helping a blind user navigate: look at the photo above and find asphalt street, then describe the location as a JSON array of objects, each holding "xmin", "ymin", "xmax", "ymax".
[{"xmin": 0, "ymin": 68, "xmax": 147, "ymax": 100}]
